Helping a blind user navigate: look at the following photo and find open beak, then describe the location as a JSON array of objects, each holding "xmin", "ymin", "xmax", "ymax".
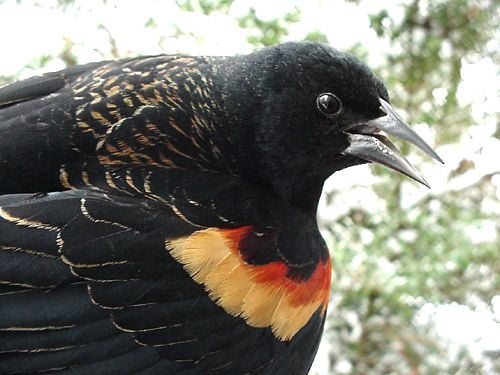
[{"xmin": 342, "ymin": 98, "xmax": 443, "ymax": 188}]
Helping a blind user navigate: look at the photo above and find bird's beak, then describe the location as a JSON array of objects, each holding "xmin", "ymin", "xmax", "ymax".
[{"xmin": 342, "ymin": 98, "xmax": 443, "ymax": 188}]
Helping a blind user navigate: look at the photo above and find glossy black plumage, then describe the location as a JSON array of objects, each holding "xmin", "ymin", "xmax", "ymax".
[
  {"xmin": 0, "ymin": 187, "xmax": 324, "ymax": 374},
  {"xmin": 0, "ymin": 42, "xmax": 440, "ymax": 374}
]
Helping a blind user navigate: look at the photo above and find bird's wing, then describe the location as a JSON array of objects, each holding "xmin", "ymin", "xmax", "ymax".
[
  {"xmin": 0, "ymin": 62, "xmax": 107, "ymax": 109},
  {"xmin": 0, "ymin": 190, "xmax": 325, "ymax": 374}
]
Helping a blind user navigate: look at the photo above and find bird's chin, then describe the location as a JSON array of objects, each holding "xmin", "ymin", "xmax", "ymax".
[{"xmin": 329, "ymin": 154, "xmax": 369, "ymax": 175}]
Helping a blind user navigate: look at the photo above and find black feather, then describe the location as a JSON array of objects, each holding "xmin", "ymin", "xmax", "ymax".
[{"xmin": 0, "ymin": 42, "xmax": 398, "ymax": 374}]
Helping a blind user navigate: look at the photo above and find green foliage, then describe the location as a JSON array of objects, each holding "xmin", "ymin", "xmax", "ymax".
[
  {"xmin": 25, "ymin": 54, "xmax": 53, "ymax": 70},
  {"xmin": 144, "ymin": 17, "xmax": 156, "ymax": 28},
  {"xmin": 176, "ymin": 0, "xmax": 234, "ymax": 14},
  {"xmin": 304, "ymin": 31, "xmax": 329, "ymax": 43},
  {"xmin": 369, "ymin": 0, "xmax": 498, "ymax": 143},
  {"xmin": 238, "ymin": 7, "xmax": 300, "ymax": 47},
  {"xmin": 176, "ymin": 0, "xmax": 301, "ymax": 47},
  {"xmin": 16, "ymin": 0, "xmax": 77, "ymax": 9}
]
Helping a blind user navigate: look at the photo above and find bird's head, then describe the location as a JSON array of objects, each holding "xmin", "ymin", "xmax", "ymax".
[{"xmin": 218, "ymin": 42, "xmax": 442, "ymax": 212}]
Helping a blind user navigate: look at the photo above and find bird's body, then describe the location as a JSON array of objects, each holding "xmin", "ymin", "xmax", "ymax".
[{"xmin": 0, "ymin": 42, "xmax": 440, "ymax": 374}]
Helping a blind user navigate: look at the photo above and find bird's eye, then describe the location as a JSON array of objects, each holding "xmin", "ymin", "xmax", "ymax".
[{"xmin": 316, "ymin": 93, "xmax": 342, "ymax": 117}]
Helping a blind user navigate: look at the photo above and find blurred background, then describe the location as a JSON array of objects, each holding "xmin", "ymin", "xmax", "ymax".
[{"xmin": 0, "ymin": 0, "xmax": 498, "ymax": 373}]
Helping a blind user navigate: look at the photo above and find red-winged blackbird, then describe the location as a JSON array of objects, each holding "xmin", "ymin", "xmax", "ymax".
[{"xmin": 0, "ymin": 42, "xmax": 441, "ymax": 374}]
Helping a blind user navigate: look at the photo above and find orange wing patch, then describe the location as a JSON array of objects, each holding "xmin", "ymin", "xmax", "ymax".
[{"xmin": 166, "ymin": 227, "xmax": 331, "ymax": 341}]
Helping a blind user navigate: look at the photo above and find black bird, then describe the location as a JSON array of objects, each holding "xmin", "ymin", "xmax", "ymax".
[{"xmin": 0, "ymin": 42, "xmax": 442, "ymax": 374}]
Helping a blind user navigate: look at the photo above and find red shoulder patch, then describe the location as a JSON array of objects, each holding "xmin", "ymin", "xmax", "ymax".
[{"xmin": 166, "ymin": 226, "xmax": 331, "ymax": 341}]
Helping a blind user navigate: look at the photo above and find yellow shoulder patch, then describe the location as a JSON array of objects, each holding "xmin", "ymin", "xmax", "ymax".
[{"xmin": 165, "ymin": 227, "xmax": 331, "ymax": 341}]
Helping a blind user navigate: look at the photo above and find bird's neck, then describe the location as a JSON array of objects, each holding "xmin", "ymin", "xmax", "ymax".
[
  {"xmin": 279, "ymin": 177, "xmax": 325, "ymax": 215},
  {"xmin": 210, "ymin": 57, "xmax": 324, "ymax": 216}
]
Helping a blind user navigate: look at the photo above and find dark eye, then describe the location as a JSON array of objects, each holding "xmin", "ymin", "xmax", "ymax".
[{"xmin": 316, "ymin": 93, "xmax": 342, "ymax": 117}]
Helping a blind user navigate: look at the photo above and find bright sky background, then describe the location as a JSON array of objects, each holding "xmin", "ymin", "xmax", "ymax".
[{"xmin": 0, "ymin": 0, "xmax": 498, "ymax": 373}]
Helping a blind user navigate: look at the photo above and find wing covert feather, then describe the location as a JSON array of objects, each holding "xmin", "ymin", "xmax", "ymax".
[{"xmin": 0, "ymin": 190, "xmax": 324, "ymax": 374}]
